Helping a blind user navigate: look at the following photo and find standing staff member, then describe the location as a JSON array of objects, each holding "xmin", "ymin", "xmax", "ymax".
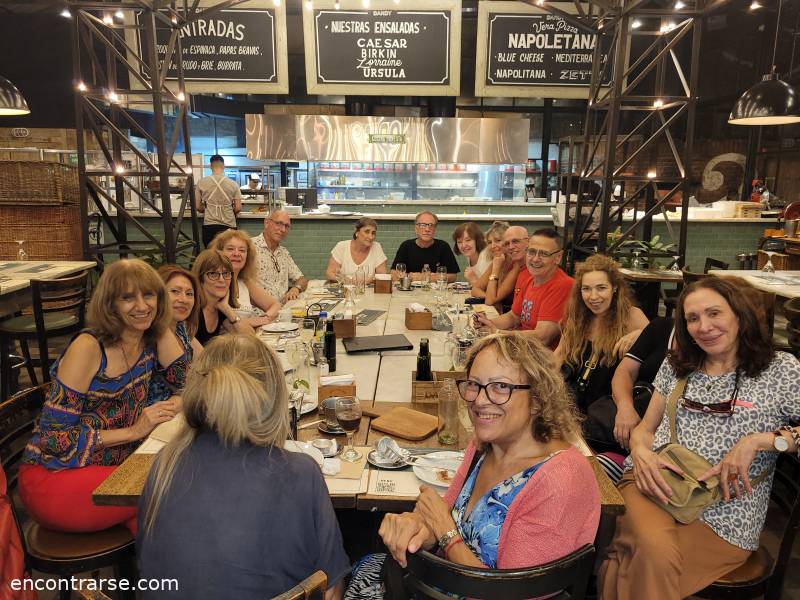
[{"xmin": 195, "ymin": 155, "xmax": 242, "ymax": 248}]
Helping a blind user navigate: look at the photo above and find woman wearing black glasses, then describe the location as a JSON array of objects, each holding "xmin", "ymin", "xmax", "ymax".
[
  {"xmin": 346, "ymin": 333, "xmax": 599, "ymax": 598},
  {"xmin": 192, "ymin": 249, "xmax": 254, "ymax": 344},
  {"xmin": 600, "ymin": 276, "xmax": 800, "ymax": 599}
]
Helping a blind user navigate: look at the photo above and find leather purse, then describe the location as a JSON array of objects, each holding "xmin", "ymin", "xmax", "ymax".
[{"xmin": 654, "ymin": 377, "xmax": 768, "ymax": 524}]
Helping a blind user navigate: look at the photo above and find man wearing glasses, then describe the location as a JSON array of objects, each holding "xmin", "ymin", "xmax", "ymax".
[
  {"xmin": 252, "ymin": 210, "xmax": 308, "ymax": 302},
  {"xmin": 477, "ymin": 228, "xmax": 573, "ymax": 349},
  {"xmin": 391, "ymin": 211, "xmax": 459, "ymax": 282},
  {"xmin": 195, "ymin": 155, "xmax": 242, "ymax": 248}
]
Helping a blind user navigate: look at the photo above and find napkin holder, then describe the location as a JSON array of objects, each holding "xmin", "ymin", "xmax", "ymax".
[
  {"xmin": 332, "ymin": 317, "xmax": 356, "ymax": 339},
  {"xmin": 318, "ymin": 378, "xmax": 358, "ymax": 402},
  {"xmin": 374, "ymin": 277, "xmax": 392, "ymax": 294},
  {"xmin": 405, "ymin": 307, "xmax": 432, "ymax": 330},
  {"xmin": 411, "ymin": 370, "xmax": 465, "ymax": 404}
]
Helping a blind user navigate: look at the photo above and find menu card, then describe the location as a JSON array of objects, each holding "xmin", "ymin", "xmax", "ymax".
[
  {"xmin": 326, "ymin": 470, "xmax": 369, "ymax": 495},
  {"xmin": 367, "ymin": 470, "xmax": 445, "ymax": 497}
]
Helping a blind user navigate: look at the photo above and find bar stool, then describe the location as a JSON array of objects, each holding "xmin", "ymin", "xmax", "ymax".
[{"xmin": 0, "ymin": 272, "xmax": 89, "ymax": 400}]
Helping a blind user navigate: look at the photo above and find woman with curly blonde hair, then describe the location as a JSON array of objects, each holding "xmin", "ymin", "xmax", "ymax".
[
  {"xmin": 347, "ymin": 333, "xmax": 600, "ymax": 598},
  {"xmin": 556, "ymin": 255, "xmax": 648, "ymax": 411}
]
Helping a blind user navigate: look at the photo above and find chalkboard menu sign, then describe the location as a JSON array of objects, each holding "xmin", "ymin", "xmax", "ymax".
[
  {"xmin": 128, "ymin": 1, "xmax": 288, "ymax": 94},
  {"xmin": 304, "ymin": 0, "xmax": 461, "ymax": 96},
  {"xmin": 475, "ymin": 2, "xmax": 606, "ymax": 99}
]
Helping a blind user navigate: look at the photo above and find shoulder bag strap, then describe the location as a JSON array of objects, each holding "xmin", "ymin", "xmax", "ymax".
[{"xmin": 666, "ymin": 377, "xmax": 688, "ymax": 444}]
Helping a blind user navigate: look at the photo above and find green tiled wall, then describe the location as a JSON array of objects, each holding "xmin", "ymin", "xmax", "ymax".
[{"xmin": 325, "ymin": 203, "xmax": 553, "ymax": 215}]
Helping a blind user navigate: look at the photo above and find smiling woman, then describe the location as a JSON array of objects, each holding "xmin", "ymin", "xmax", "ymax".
[{"xmin": 17, "ymin": 259, "xmax": 188, "ymax": 536}]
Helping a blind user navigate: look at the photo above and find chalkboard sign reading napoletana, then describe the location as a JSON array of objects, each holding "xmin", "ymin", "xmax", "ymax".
[
  {"xmin": 314, "ymin": 10, "xmax": 451, "ymax": 84},
  {"xmin": 486, "ymin": 13, "xmax": 608, "ymax": 87},
  {"xmin": 138, "ymin": 9, "xmax": 277, "ymax": 83}
]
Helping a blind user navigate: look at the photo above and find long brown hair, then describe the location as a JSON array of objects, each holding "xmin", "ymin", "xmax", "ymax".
[
  {"xmin": 158, "ymin": 264, "xmax": 201, "ymax": 338},
  {"xmin": 560, "ymin": 254, "xmax": 636, "ymax": 368},
  {"xmin": 670, "ymin": 276, "xmax": 774, "ymax": 377},
  {"xmin": 192, "ymin": 249, "xmax": 239, "ymax": 309}
]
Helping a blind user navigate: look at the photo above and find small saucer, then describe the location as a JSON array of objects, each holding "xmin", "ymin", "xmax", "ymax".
[
  {"xmin": 366, "ymin": 449, "xmax": 408, "ymax": 470},
  {"xmin": 318, "ymin": 422, "xmax": 346, "ymax": 435}
]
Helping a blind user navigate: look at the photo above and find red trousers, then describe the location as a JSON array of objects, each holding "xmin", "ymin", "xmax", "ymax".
[{"xmin": 19, "ymin": 464, "xmax": 137, "ymax": 535}]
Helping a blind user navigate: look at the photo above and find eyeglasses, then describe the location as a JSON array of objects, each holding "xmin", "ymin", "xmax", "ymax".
[
  {"xmin": 269, "ymin": 219, "xmax": 291, "ymax": 230},
  {"xmin": 416, "ymin": 222, "xmax": 436, "ymax": 229},
  {"xmin": 205, "ymin": 271, "xmax": 232, "ymax": 281},
  {"xmin": 526, "ymin": 248, "xmax": 560, "ymax": 259},
  {"xmin": 680, "ymin": 370, "xmax": 741, "ymax": 417},
  {"xmin": 503, "ymin": 237, "xmax": 529, "ymax": 247},
  {"xmin": 456, "ymin": 379, "xmax": 531, "ymax": 405}
]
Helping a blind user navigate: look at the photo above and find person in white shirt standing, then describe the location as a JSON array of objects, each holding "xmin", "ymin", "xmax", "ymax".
[{"xmin": 195, "ymin": 155, "xmax": 242, "ymax": 248}]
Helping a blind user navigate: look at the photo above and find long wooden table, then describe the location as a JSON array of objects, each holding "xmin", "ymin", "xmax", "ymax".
[{"xmin": 93, "ymin": 285, "xmax": 624, "ymax": 516}]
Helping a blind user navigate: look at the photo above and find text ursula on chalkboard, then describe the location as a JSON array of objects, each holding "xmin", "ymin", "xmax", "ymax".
[
  {"xmin": 314, "ymin": 9, "xmax": 451, "ymax": 85},
  {"xmin": 486, "ymin": 13, "xmax": 610, "ymax": 87},
  {"xmin": 138, "ymin": 9, "xmax": 277, "ymax": 82}
]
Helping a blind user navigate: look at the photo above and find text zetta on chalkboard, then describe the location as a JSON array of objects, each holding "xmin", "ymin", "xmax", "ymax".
[
  {"xmin": 314, "ymin": 10, "xmax": 451, "ymax": 84},
  {"xmin": 486, "ymin": 13, "xmax": 609, "ymax": 87},
  {"xmin": 138, "ymin": 9, "xmax": 277, "ymax": 82}
]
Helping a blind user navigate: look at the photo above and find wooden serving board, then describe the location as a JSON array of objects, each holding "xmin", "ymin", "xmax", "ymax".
[{"xmin": 370, "ymin": 406, "xmax": 438, "ymax": 441}]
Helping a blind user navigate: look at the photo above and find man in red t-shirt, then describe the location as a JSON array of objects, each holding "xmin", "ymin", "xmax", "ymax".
[{"xmin": 477, "ymin": 228, "xmax": 573, "ymax": 349}]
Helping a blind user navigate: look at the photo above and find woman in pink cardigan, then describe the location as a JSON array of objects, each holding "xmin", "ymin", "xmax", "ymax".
[{"xmin": 345, "ymin": 333, "xmax": 600, "ymax": 599}]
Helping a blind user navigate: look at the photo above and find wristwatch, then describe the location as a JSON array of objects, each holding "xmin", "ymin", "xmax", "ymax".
[
  {"xmin": 229, "ymin": 314, "xmax": 241, "ymax": 324},
  {"xmin": 772, "ymin": 429, "xmax": 790, "ymax": 452},
  {"xmin": 438, "ymin": 528, "xmax": 461, "ymax": 551}
]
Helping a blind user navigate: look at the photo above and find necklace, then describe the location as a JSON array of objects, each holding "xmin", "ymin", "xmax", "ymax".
[{"xmin": 119, "ymin": 341, "xmax": 141, "ymax": 384}]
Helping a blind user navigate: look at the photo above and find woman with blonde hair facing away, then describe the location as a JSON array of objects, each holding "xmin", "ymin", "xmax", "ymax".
[
  {"xmin": 138, "ymin": 335, "xmax": 349, "ymax": 599},
  {"xmin": 192, "ymin": 249, "xmax": 254, "ymax": 344},
  {"xmin": 19, "ymin": 259, "xmax": 187, "ymax": 534},
  {"xmin": 470, "ymin": 221, "xmax": 517, "ymax": 310},
  {"xmin": 211, "ymin": 229, "xmax": 280, "ymax": 328},
  {"xmin": 346, "ymin": 332, "xmax": 600, "ymax": 598},
  {"xmin": 452, "ymin": 221, "xmax": 489, "ymax": 285},
  {"xmin": 325, "ymin": 217, "xmax": 388, "ymax": 282}
]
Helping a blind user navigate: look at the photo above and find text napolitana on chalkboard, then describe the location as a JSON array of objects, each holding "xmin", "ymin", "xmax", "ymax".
[
  {"xmin": 138, "ymin": 9, "xmax": 277, "ymax": 82},
  {"xmin": 487, "ymin": 13, "xmax": 607, "ymax": 87},
  {"xmin": 314, "ymin": 10, "xmax": 451, "ymax": 84}
]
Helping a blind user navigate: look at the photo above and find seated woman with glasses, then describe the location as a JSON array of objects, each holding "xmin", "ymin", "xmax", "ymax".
[
  {"xmin": 138, "ymin": 335, "xmax": 350, "ymax": 599},
  {"xmin": 346, "ymin": 333, "xmax": 600, "ymax": 599},
  {"xmin": 600, "ymin": 277, "xmax": 800, "ymax": 600},
  {"xmin": 211, "ymin": 230, "xmax": 281, "ymax": 328},
  {"xmin": 192, "ymin": 249, "xmax": 254, "ymax": 345},
  {"xmin": 325, "ymin": 217, "xmax": 388, "ymax": 283},
  {"xmin": 554, "ymin": 255, "xmax": 648, "ymax": 452}
]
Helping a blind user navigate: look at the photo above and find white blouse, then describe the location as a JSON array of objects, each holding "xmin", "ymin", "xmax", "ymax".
[
  {"xmin": 234, "ymin": 280, "xmax": 262, "ymax": 318},
  {"xmin": 330, "ymin": 240, "xmax": 387, "ymax": 279}
]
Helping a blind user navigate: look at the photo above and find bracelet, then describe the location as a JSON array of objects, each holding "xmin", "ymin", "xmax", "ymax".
[
  {"xmin": 444, "ymin": 536, "xmax": 464, "ymax": 558},
  {"xmin": 781, "ymin": 425, "xmax": 800, "ymax": 458},
  {"xmin": 96, "ymin": 430, "xmax": 104, "ymax": 449}
]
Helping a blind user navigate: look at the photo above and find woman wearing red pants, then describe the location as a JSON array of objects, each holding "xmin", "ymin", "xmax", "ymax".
[{"xmin": 18, "ymin": 259, "xmax": 188, "ymax": 534}]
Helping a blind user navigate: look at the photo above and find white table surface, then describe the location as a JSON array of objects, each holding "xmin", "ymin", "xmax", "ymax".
[
  {"xmin": 0, "ymin": 260, "xmax": 96, "ymax": 296},
  {"xmin": 708, "ymin": 269, "xmax": 800, "ymax": 299}
]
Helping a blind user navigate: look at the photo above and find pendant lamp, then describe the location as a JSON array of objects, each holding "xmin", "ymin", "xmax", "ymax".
[
  {"xmin": 729, "ymin": 0, "xmax": 800, "ymax": 125},
  {"xmin": 0, "ymin": 76, "xmax": 30, "ymax": 116}
]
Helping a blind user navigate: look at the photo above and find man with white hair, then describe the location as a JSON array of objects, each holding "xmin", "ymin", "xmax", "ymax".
[{"xmin": 252, "ymin": 210, "xmax": 308, "ymax": 302}]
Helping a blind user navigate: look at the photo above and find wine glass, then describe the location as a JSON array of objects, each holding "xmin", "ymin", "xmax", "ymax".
[
  {"xmin": 285, "ymin": 341, "xmax": 306, "ymax": 385},
  {"xmin": 631, "ymin": 250, "xmax": 643, "ymax": 271},
  {"xmin": 395, "ymin": 263, "xmax": 407, "ymax": 280},
  {"xmin": 335, "ymin": 396, "xmax": 363, "ymax": 462},
  {"xmin": 296, "ymin": 318, "xmax": 316, "ymax": 345},
  {"xmin": 15, "ymin": 240, "xmax": 28, "ymax": 261},
  {"xmin": 762, "ymin": 251, "xmax": 776, "ymax": 273},
  {"xmin": 669, "ymin": 255, "xmax": 681, "ymax": 272}
]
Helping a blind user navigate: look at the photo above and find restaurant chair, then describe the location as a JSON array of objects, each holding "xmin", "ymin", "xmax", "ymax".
[
  {"xmin": 0, "ymin": 271, "xmax": 89, "ymax": 399},
  {"xmin": 695, "ymin": 453, "xmax": 800, "ymax": 600},
  {"xmin": 402, "ymin": 544, "xmax": 595, "ymax": 600},
  {"xmin": 272, "ymin": 570, "xmax": 327, "ymax": 600},
  {"xmin": 0, "ymin": 383, "xmax": 137, "ymax": 600},
  {"xmin": 703, "ymin": 257, "xmax": 730, "ymax": 273}
]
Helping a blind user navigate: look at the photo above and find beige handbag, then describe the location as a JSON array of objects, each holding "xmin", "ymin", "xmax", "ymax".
[{"xmin": 654, "ymin": 377, "xmax": 768, "ymax": 524}]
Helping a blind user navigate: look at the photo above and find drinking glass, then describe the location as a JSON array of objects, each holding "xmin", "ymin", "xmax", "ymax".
[
  {"xmin": 631, "ymin": 250, "xmax": 643, "ymax": 271},
  {"xmin": 395, "ymin": 263, "xmax": 407, "ymax": 279},
  {"xmin": 436, "ymin": 266, "xmax": 448, "ymax": 287},
  {"xmin": 355, "ymin": 265, "xmax": 366, "ymax": 296},
  {"xmin": 669, "ymin": 255, "xmax": 681, "ymax": 272},
  {"xmin": 297, "ymin": 318, "xmax": 316, "ymax": 345},
  {"xmin": 15, "ymin": 240, "xmax": 28, "ymax": 261},
  {"xmin": 285, "ymin": 341, "xmax": 306, "ymax": 385},
  {"xmin": 335, "ymin": 396, "xmax": 363, "ymax": 462},
  {"xmin": 762, "ymin": 251, "xmax": 776, "ymax": 273}
]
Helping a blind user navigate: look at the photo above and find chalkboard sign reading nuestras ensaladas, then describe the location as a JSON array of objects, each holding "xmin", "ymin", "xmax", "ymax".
[
  {"xmin": 486, "ymin": 13, "xmax": 607, "ymax": 87},
  {"xmin": 314, "ymin": 10, "xmax": 450, "ymax": 85},
  {"xmin": 138, "ymin": 9, "xmax": 277, "ymax": 83}
]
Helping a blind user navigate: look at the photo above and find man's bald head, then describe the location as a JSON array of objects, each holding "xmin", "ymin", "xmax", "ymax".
[{"xmin": 503, "ymin": 226, "xmax": 530, "ymax": 262}]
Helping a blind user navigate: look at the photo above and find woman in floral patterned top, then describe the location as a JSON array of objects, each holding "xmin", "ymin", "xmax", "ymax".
[
  {"xmin": 600, "ymin": 276, "xmax": 800, "ymax": 599},
  {"xmin": 19, "ymin": 259, "xmax": 188, "ymax": 535}
]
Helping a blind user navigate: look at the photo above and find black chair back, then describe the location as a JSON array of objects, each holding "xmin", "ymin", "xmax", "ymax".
[
  {"xmin": 703, "ymin": 258, "xmax": 730, "ymax": 273},
  {"xmin": 403, "ymin": 544, "xmax": 594, "ymax": 600},
  {"xmin": 765, "ymin": 453, "xmax": 800, "ymax": 599},
  {"xmin": 681, "ymin": 266, "xmax": 708, "ymax": 286},
  {"xmin": 0, "ymin": 383, "xmax": 49, "ymax": 493}
]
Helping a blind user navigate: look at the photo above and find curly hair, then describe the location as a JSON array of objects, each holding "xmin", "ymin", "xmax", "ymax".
[
  {"xmin": 464, "ymin": 332, "xmax": 580, "ymax": 451},
  {"xmin": 560, "ymin": 254, "xmax": 636, "ymax": 368},
  {"xmin": 670, "ymin": 276, "xmax": 774, "ymax": 378},
  {"xmin": 210, "ymin": 229, "xmax": 258, "ymax": 285}
]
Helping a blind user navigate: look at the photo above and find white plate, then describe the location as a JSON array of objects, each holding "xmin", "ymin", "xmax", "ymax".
[
  {"xmin": 412, "ymin": 451, "xmax": 464, "ymax": 488},
  {"xmin": 284, "ymin": 440, "xmax": 324, "ymax": 467},
  {"xmin": 300, "ymin": 394, "xmax": 318, "ymax": 416},
  {"xmin": 263, "ymin": 322, "xmax": 299, "ymax": 333}
]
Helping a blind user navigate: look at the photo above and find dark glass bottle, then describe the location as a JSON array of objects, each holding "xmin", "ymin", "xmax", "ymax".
[
  {"xmin": 324, "ymin": 318, "xmax": 337, "ymax": 372},
  {"xmin": 416, "ymin": 338, "xmax": 433, "ymax": 381}
]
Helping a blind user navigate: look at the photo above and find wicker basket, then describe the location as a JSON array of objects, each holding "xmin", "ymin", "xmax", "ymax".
[
  {"xmin": 734, "ymin": 202, "xmax": 762, "ymax": 218},
  {"xmin": 0, "ymin": 161, "xmax": 80, "ymax": 206},
  {"xmin": 0, "ymin": 204, "xmax": 83, "ymax": 260},
  {"xmin": 757, "ymin": 250, "xmax": 800, "ymax": 271}
]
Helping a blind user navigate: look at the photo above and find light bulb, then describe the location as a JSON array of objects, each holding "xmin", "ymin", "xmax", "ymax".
[
  {"xmin": 536, "ymin": 0, "xmax": 545, "ymax": 5},
  {"xmin": 273, "ymin": 0, "xmax": 280, "ymax": 6},
  {"xmin": 102, "ymin": 13, "xmax": 113, "ymax": 25},
  {"xmin": 647, "ymin": 170, "xmax": 657, "ymax": 179},
  {"xmin": 115, "ymin": 164, "xmax": 126, "ymax": 175},
  {"xmin": 114, "ymin": 9, "xmax": 124, "ymax": 19},
  {"xmin": 362, "ymin": 0, "xmax": 370, "ymax": 7},
  {"xmin": 107, "ymin": 90, "xmax": 119, "ymax": 103},
  {"xmin": 60, "ymin": 8, "xmax": 71, "ymax": 18},
  {"xmin": 305, "ymin": 0, "xmax": 313, "ymax": 8},
  {"xmin": 653, "ymin": 99, "xmax": 664, "ymax": 108},
  {"xmin": 631, "ymin": 19, "xmax": 642, "ymax": 29},
  {"xmin": 334, "ymin": 1, "xmax": 340, "ymax": 9},
  {"xmin": 176, "ymin": 91, "xmax": 186, "ymax": 102},
  {"xmin": 77, "ymin": 81, "xmax": 87, "ymax": 92},
  {"xmin": 749, "ymin": 0, "xmax": 761, "ymax": 8},
  {"xmin": 674, "ymin": 1, "xmax": 685, "ymax": 8}
]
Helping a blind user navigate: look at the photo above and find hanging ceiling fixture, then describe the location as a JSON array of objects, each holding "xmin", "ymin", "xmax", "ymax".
[
  {"xmin": 729, "ymin": 0, "xmax": 800, "ymax": 125},
  {"xmin": 0, "ymin": 76, "xmax": 30, "ymax": 116}
]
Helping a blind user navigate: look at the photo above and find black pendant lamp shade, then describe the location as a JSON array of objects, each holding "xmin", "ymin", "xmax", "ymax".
[
  {"xmin": 0, "ymin": 76, "xmax": 30, "ymax": 116},
  {"xmin": 729, "ymin": 73, "xmax": 800, "ymax": 125}
]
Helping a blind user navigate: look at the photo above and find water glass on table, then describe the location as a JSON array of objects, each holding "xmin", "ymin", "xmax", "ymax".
[{"xmin": 335, "ymin": 396, "xmax": 363, "ymax": 462}]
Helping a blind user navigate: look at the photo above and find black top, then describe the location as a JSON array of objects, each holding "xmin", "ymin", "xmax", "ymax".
[
  {"xmin": 625, "ymin": 317, "xmax": 674, "ymax": 384},
  {"xmin": 137, "ymin": 432, "xmax": 350, "ymax": 599},
  {"xmin": 391, "ymin": 238, "xmax": 460, "ymax": 274},
  {"xmin": 565, "ymin": 342, "xmax": 617, "ymax": 414},
  {"xmin": 196, "ymin": 309, "xmax": 225, "ymax": 345}
]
